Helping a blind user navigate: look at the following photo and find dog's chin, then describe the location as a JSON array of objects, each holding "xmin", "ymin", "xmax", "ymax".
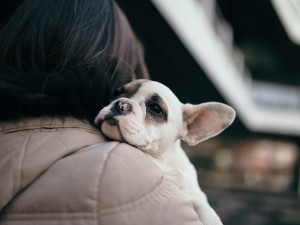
[{"xmin": 101, "ymin": 121, "xmax": 125, "ymax": 142}]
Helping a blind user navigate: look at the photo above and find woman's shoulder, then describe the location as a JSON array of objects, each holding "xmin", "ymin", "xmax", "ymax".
[
  {"xmin": 81, "ymin": 141, "xmax": 164, "ymax": 207},
  {"xmin": 91, "ymin": 142, "xmax": 202, "ymax": 224},
  {"xmin": 82, "ymin": 142, "xmax": 202, "ymax": 225}
]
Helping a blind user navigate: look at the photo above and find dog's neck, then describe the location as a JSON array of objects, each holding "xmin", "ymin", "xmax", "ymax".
[
  {"xmin": 149, "ymin": 139, "xmax": 197, "ymax": 193},
  {"xmin": 154, "ymin": 140, "xmax": 189, "ymax": 166}
]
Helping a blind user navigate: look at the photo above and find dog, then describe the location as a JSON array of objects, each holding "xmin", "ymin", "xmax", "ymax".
[{"xmin": 95, "ymin": 79, "xmax": 235, "ymax": 225}]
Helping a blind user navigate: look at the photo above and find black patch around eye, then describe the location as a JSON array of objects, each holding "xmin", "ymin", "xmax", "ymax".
[{"xmin": 146, "ymin": 94, "xmax": 168, "ymax": 123}]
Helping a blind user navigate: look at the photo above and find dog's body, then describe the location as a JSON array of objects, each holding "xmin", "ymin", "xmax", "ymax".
[{"xmin": 95, "ymin": 79, "xmax": 235, "ymax": 225}]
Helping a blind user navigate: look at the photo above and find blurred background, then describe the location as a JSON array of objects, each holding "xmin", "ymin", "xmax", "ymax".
[
  {"xmin": 2, "ymin": 0, "xmax": 299, "ymax": 224},
  {"xmin": 116, "ymin": 0, "xmax": 300, "ymax": 224}
]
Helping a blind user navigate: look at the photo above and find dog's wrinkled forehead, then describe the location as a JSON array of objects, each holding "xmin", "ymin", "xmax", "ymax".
[{"xmin": 120, "ymin": 79, "xmax": 179, "ymax": 102}]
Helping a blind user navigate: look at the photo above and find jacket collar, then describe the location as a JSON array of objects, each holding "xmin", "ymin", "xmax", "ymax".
[{"xmin": 0, "ymin": 117, "xmax": 101, "ymax": 135}]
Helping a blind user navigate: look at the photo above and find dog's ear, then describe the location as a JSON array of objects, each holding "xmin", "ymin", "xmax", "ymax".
[{"xmin": 181, "ymin": 102, "xmax": 235, "ymax": 146}]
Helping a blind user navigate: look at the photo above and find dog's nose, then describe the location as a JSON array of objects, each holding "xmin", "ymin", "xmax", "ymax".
[{"xmin": 112, "ymin": 100, "xmax": 132, "ymax": 115}]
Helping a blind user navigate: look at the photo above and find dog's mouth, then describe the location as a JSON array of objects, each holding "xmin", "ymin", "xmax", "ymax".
[
  {"xmin": 104, "ymin": 111, "xmax": 120, "ymax": 126},
  {"xmin": 95, "ymin": 113, "xmax": 126, "ymax": 142},
  {"xmin": 104, "ymin": 117, "xmax": 119, "ymax": 126},
  {"xmin": 95, "ymin": 112, "xmax": 119, "ymax": 127}
]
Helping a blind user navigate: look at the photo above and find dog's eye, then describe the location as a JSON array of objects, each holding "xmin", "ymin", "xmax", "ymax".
[{"xmin": 148, "ymin": 103, "xmax": 163, "ymax": 115}]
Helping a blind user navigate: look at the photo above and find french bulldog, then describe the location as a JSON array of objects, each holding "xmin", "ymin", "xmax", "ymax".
[{"xmin": 95, "ymin": 79, "xmax": 235, "ymax": 225}]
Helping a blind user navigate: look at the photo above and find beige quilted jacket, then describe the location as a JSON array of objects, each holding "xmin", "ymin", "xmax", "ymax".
[{"xmin": 0, "ymin": 117, "xmax": 202, "ymax": 225}]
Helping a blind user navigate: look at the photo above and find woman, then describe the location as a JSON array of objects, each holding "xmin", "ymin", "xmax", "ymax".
[{"xmin": 0, "ymin": 0, "xmax": 203, "ymax": 224}]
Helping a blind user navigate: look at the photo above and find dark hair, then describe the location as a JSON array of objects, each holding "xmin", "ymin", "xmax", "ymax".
[{"xmin": 0, "ymin": 0, "xmax": 149, "ymax": 123}]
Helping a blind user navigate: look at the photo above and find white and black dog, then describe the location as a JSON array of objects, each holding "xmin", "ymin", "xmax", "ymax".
[{"xmin": 95, "ymin": 79, "xmax": 235, "ymax": 225}]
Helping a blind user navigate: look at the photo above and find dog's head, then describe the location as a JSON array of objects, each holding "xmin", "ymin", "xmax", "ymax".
[{"xmin": 95, "ymin": 79, "xmax": 235, "ymax": 156}]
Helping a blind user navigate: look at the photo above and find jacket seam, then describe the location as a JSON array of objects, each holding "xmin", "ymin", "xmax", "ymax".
[
  {"xmin": 1, "ymin": 126, "xmax": 101, "ymax": 136},
  {"xmin": 0, "ymin": 212, "xmax": 94, "ymax": 221},
  {"xmin": 96, "ymin": 143, "xmax": 166, "ymax": 216},
  {"xmin": 96, "ymin": 142, "xmax": 121, "ymax": 225},
  {"xmin": 15, "ymin": 133, "xmax": 30, "ymax": 194}
]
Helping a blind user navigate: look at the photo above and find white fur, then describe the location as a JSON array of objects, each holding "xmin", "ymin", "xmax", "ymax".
[{"xmin": 95, "ymin": 80, "xmax": 235, "ymax": 225}]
